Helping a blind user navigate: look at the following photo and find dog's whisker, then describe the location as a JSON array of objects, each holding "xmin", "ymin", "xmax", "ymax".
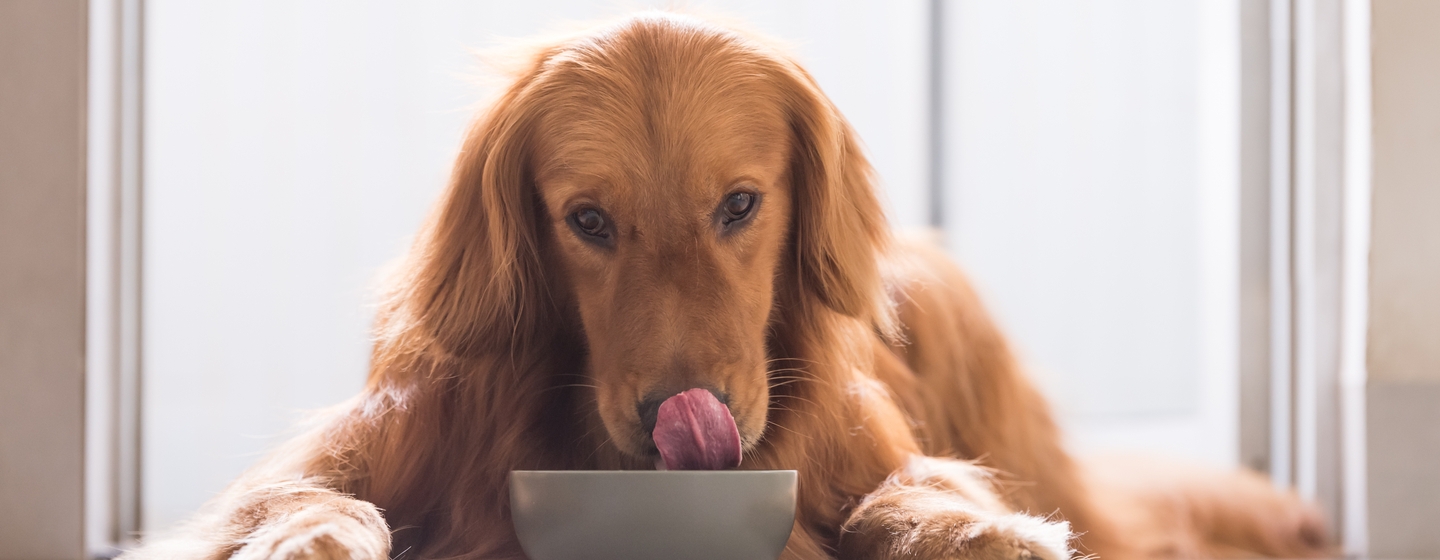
[
  {"xmin": 767, "ymin": 379, "xmax": 811, "ymax": 392},
  {"xmin": 764, "ymin": 357, "xmax": 819, "ymax": 366},
  {"xmin": 581, "ymin": 435, "xmax": 614, "ymax": 467},
  {"xmin": 769, "ymin": 393, "xmax": 819, "ymax": 407},
  {"xmin": 767, "ymin": 400, "xmax": 821, "ymax": 423},
  {"xmin": 764, "ymin": 419, "xmax": 811, "ymax": 442},
  {"xmin": 538, "ymin": 382, "xmax": 599, "ymax": 395}
]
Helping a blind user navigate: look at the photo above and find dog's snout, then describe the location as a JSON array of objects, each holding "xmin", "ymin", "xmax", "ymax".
[
  {"xmin": 637, "ymin": 388, "xmax": 730, "ymax": 438},
  {"xmin": 638, "ymin": 397, "xmax": 665, "ymax": 436}
]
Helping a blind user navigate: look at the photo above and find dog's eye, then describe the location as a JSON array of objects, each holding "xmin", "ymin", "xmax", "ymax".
[
  {"xmin": 721, "ymin": 192, "xmax": 756, "ymax": 223},
  {"xmin": 570, "ymin": 208, "xmax": 608, "ymax": 238}
]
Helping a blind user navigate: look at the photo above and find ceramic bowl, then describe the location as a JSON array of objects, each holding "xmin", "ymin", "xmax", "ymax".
[{"xmin": 509, "ymin": 470, "xmax": 797, "ymax": 560}]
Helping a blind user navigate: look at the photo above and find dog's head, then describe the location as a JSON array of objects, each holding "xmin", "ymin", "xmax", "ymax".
[{"xmin": 394, "ymin": 13, "xmax": 892, "ymax": 462}]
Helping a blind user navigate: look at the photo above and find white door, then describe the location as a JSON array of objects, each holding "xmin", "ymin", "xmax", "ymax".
[{"xmin": 940, "ymin": 0, "xmax": 1242, "ymax": 466}]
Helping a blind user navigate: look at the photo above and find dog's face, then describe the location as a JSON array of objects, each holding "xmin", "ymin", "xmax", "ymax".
[
  {"xmin": 406, "ymin": 15, "xmax": 890, "ymax": 466},
  {"xmin": 528, "ymin": 36, "xmax": 795, "ymax": 459}
]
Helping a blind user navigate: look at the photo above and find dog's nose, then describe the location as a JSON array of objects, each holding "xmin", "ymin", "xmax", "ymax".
[{"xmin": 638, "ymin": 388, "xmax": 730, "ymax": 438}]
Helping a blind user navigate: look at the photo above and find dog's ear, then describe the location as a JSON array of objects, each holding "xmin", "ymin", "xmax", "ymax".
[
  {"xmin": 378, "ymin": 53, "xmax": 557, "ymax": 359},
  {"xmin": 780, "ymin": 64, "xmax": 897, "ymax": 338}
]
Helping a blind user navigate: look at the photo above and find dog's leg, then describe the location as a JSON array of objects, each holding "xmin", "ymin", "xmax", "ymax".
[
  {"xmin": 226, "ymin": 487, "xmax": 390, "ymax": 560},
  {"xmin": 125, "ymin": 483, "xmax": 390, "ymax": 560},
  {"xmin": 838, "ymin": 456, "xmax": 1072, "ymax": 560},
  {"xmin": 877, "ymin": 236, "xmax": 1123, "ymax": 557}
]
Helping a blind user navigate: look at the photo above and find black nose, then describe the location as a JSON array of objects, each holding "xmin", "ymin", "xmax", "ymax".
[
  {"xmin": 637, "ymin": 388, "xmax": 730, "ymax": 438},
  {"xmin": 638, "ymin": 397, "xmax": 665, "ymax": 437}
]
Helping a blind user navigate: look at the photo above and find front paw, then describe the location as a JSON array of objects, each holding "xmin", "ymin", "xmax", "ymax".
[
  {"xmin": 950, "ymin": 513, "xmax": 1071, "ymax": 560},
  {"xmin": 231, "ymin": 504, "xmax": 390, "ymax": 560},
  {"xmin": 841, "ymin": 503, "xmax": 1071, "ymax": 560}
]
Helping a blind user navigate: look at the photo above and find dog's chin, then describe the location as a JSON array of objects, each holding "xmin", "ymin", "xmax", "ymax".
[
  {"xmin": 614, "ymin": 445, "xmax": 765, "ymax": 472},
  {"xmin": 589, "ymin": 414, "xmax": 649, "ymax": 459},
  {"xmin": 597, "ymin": 419, "xmax": 764, "ymax": 470}
]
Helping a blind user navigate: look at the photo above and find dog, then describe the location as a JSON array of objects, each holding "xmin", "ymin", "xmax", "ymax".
[{"xmin": 125, "ymin": 13, "xmax": 1331, "ymax": 560}]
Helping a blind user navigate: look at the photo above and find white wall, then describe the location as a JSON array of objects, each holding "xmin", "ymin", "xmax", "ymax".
[
  {"xmin": 941, "ymin": 0, "xmax": 1240, "ymax": 464},
  {"xmin": 142, "ymin": 0, "xmax": 928, "ymax": 530}
]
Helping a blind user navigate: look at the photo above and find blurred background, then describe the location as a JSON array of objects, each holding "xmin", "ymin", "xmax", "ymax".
[{"xmin": 3, "ymin": 0, "xmax": 1437, "ymax": 558}]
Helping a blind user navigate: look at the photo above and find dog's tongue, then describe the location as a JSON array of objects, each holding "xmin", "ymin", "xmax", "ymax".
[{"xmin": 652, "ymin": 388, "xmax": 742, "ymax": 470}]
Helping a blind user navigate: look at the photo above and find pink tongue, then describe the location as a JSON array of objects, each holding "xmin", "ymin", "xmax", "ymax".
[{"xmin": 652, "ymin": 388, "xmax": 742, "ymax": 470}]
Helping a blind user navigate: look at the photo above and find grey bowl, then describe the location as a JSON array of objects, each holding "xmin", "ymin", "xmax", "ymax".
[{"xmin": 509, "ymin": 470, "xmax": 797, "ymax": 560}]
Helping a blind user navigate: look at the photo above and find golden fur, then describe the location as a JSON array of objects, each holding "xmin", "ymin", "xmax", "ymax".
[{"xmin": 124, "ymin": 13, "xmax": 1331, "ymax": 560}]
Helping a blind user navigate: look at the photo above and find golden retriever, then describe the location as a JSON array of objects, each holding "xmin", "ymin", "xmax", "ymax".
[{"xmin": 125, "ymin": 13, "xmax": 1330, "ymax": 560}]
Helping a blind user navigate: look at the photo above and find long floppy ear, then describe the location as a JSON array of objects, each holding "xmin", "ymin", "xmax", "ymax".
[
  {"xmin": 376, "ymin": 52, "xmax": 557, "ymax": 359},
  {"xmin": 780, "ymin": 64, "xmax": 897, "ymax": 338}
]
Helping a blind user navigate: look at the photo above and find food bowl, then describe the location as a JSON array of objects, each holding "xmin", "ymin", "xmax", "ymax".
[{"xmin": 509, "ymin": 470, "xmax": 797, "ymax": 560}]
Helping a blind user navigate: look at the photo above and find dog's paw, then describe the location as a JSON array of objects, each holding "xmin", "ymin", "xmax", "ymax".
[
  {"xmin": 842, "ymin": 506, "xmax": 1072, "ymax": 560},
  {"xmin": 231, "ymin": 505, "xmax": 390, "ymax": 560},
  {"xmin": 949, "ymin": 513, "xmax": 1072, "ymax": 560}
]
